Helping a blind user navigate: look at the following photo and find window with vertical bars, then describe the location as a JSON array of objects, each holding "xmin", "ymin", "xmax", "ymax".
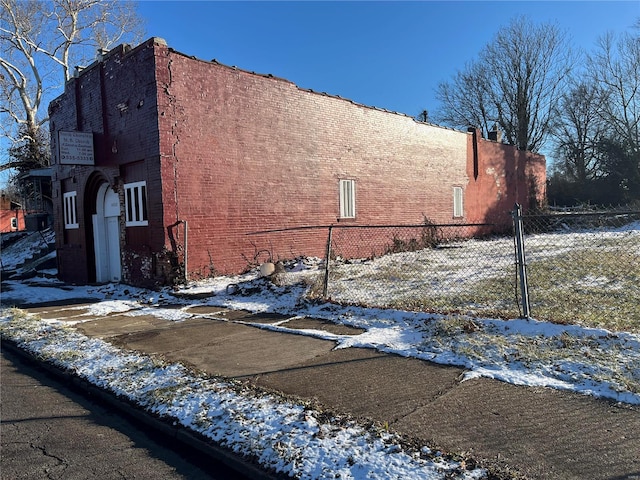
[
  {"xmin": 124, "ymin": 181, "xmax": 148, "ymax": 226},
  {"xmin": 339, "ymin": 179, "xmax": 356, "ymax": 219},
  {"xmin": 63, "ymin": 191, "xmax": 79, "ymax": 229},
  {"xmin": 453, "ymin": 186, "xmax": 464, "ymax": 218}
]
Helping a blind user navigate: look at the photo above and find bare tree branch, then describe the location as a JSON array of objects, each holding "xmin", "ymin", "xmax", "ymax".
[
  {"xmin": 434, "ymin": 16, "xmax": 575, "ymax": 153},
  {"xmin": 588, "ymin": 29, "xmax": 640, "ymax": 156},
  {"xmin": 0, "ymin": 0, "xmax": 144, "ymax": 178}
]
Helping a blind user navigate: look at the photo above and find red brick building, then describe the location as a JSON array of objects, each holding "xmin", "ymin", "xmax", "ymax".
[
  {"xmin": 48, "ymin": 37, "xmax": 545, "ymax": 287},
  {"xmin": 0, "ymin": 193, "xmax": 24, "ymax": 233}
]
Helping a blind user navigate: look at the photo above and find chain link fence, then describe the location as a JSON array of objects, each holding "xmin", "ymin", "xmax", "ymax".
[
  {"xmin": 248, "ymin": 207, "xmax": 640, "ymax": 331},
  {"xmin": 515, "ymin": 208, "xmax": 640, "ymax": 331},
  {"xmin": 323, "ymin": 222, "xmax": 521, "ymax": 319}
]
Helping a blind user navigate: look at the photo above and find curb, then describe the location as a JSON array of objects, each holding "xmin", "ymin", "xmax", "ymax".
[{"xmin": 1, "ymin": 338, "xmax": 283, "ymax": 480}]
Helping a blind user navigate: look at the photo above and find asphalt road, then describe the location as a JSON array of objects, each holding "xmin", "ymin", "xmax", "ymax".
[{"xmin": 0, "ymin": 348, "xmax": 242, "ymax": 480}]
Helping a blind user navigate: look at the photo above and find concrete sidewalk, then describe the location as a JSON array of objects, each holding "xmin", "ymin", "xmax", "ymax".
[{"xmin": 13, "ymin": 302, "xmax": 640, "ymax": 479}]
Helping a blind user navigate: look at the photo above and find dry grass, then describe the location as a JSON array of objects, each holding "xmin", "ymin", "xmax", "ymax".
[
  {"xmin": 418, "ymin": 316, "xmax": 640, "ymax": 396},
  {"xmin": 526, "ymin": 249, "xmax": 640, "ymax": 332},
  {"xmin": 321, "ymin": 229, "xmax": 640, "ymax": 333}
]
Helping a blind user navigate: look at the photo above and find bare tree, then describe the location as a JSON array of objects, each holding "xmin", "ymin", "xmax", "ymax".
[
  {"xmin": 0, "ymin": 0, "xmax": 144, "ymax": 175},
  {"xmin": 435, "ymin": 16, "xmax": 574, "ymax": 153},
  {"xmin": 552, "ymin": 81, "xmax": 607, "ymax": 184},
  {"xmin": 548, "ymin": 21, "xmax": 640, "ymax": 206},
  {"xmin": 587, "ymin": 25, "xmax": 640, "ymax": 202},
  {"xmin": 588, "ymin": 27, "xmax": 640, "ymax": 159},
  {"xmin": 434, "ymin": 60, "xmax": 494, "ymax": 136}
]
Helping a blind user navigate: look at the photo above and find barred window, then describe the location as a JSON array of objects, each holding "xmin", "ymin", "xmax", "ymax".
[
  {"xmin": 124, "ymin": 181, "xmax": 148, "ymax": 226},
  {"xmin": 339, "ymin": 179, "xmax": 356, "ymax": 219},
  {"xmin": 453, "ymin": 186, "xmax": 464, "ymax": 218},
  {"xmin": 63, "ymin": 191, "xmax": 79, "ymax": 229}
]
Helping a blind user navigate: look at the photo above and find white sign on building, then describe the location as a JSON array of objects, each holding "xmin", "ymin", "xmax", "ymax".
[{"xmin": 59, "ymin": 131, "xmax": 95, "ymax": 165}]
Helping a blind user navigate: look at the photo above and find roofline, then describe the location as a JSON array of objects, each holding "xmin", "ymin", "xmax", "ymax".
[
  {"xmin": 51, "ymin": 36, "xmax": 464, "ymax": 136},
  {"xmin": 162, "ymin": 39, "xmax": 460, "ymax": 134}
]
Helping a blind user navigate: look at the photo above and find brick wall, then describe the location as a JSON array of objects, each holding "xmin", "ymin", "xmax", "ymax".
[
  {"xmin": 155, "ymin": 44, "xmax": 472, "ymax": 276},
  {"xmin": 49, "ymin": 39, "xmax": 164, "ymax": 285},
  {"xmin": 465, "ymin": 129, "xmax": 546, "ymax": 227},
  {"xmin": 0, "ymin": 209, "xmax": 24, "ymax": 233},
  {"xmin": 49, "ymin": 38, "xmax": 545, "ymax": 286}
]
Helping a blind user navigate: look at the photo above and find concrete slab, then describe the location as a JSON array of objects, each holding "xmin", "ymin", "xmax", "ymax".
[
  {"xmin": 11, "ymin": 301, "xmax": 640, "ymax": 480},
  {"xmin": 280, "ymin": 317, "xmax": 365, "ymax": 335},
  {"xmin": 182, "ymin": 305, "xmax": 232, "ymax": 316},
  {"xmin": 76, "ymin": 314, "xmax": 178, "ymax": 337},
  {"xmin": 10, "ymin": 303, "xmax": 97, "ymax": 320},
  {"xmin": 1, "ymin": 297, "xmax": 102, "ymax": 308},
  {"xmin": 86, "ymin": 317, "xmax": 339, "ymax": 378},
  {"xmin": 189, "ymin": 309, "xmax": 290, "ymax": 324},
  {"xmin": 393, "ymin": 377, "xmax": 640, "ymax": 480},
  {"xmin": 251, "ymin": 347, "xmax": 465, "ymax": 424}
]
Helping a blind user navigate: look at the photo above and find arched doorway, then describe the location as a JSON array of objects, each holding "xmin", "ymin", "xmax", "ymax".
[{"xmin": 92, "ymin": 183, "xmax": 121, "ymax": 282}]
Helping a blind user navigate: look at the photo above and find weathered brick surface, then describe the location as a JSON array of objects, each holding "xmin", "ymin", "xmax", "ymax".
[
  {"xmin": 49, "ymin": 38, "xmax": 545, "ymax": 286},
  {"xmin": 466, "ymin": 129, "xmax": 547, "ymax": 226},
  {"xmin": 49, "ymin": 40, "xmax": 164, "ymax": 286},
  {"xmin": 156, "ymin": 45, "xmax": 473, "ymax": 275}
]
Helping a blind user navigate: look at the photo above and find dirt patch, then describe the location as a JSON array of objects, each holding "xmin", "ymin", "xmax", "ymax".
[
  {"xmin": 282, "ymin": 317, "xmax": 365, "ymax": 336},
  {"xmin": 213, "ymin": 310, "xmax": 292, "ymax": 324},
  {"xmin": 183, "ymin": 305, "xmax": 230, "ymax": 316}
]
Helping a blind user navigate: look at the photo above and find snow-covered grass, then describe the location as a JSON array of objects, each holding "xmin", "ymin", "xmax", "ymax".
[
  {"xmin": 325, "ymin": 236, "xmax": 520, "ymax": 319},
  {"xmin": 1, "ymin": 225, "xmax": 639, "ymax": 478},
  {"xmin": 325, "ymin": 222, "xmax": 640, "ymax": 331},
  {"xmin": 522, "ymin": 226, "xmax": 640, "ymax": 331},
  {"xmin": 0, "ymin": 228, "xmax": 55, "ymax": 272}
]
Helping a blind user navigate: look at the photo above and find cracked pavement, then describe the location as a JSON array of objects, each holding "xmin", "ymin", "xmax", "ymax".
[{"xmin": 0, "ymin": 348, "xmax": 239, "ymax": 479}]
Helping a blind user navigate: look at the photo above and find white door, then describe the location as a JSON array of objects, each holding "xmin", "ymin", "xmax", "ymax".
[
  {"xmin": 93, "ymin": 213, "xmax": 108, "ymax": 281},
  {"xmin": 105, "ymin": 216, "xmax": 121, "ymax": 281},
  {"xmin": 94, "ymin": 184, "xmax": 121, "ymax": 283}
]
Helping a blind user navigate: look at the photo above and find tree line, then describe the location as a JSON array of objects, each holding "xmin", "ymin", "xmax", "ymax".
[{"xmin": 433, "ymin": 16, "xmax": 639, "ymax": 207}]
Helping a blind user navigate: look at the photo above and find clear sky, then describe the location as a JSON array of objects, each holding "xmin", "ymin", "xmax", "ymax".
[
  {"xmin": 137, "ymin": 0, "xmax": 639, "ymax": 120},
  {"xmin": 1, "ymin": 1, "xmax": 638, "ymax": 188}
]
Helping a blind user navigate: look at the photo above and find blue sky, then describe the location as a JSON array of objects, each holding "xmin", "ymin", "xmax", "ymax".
[
  {"xmin": 137, "ymin": 1, "xmax": 639, "ymax": 120},
  {"xmin": 2, "ymin": 1, "xmax": 637, "ymax": 187}
]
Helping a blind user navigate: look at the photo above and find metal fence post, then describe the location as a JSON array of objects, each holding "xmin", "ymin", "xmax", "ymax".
[
  {"xmin": 323, "ymin": 226, "xmax": 333, "ymax": 298},
  {"xmin": 512, "ymin": 203, "xmax": 531, "ymax": 319}
]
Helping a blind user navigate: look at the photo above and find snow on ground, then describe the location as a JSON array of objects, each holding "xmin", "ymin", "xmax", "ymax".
[
  {"xmin": 0, "ymin": 229, "xmax": 55, "ymax": 270},
  {"xmin": 326, "ymin": 222, "xmax": 640, "ymax": 311},
  {"xmin": 1, "ymin": 226, "xmax": 640, "ymax": 478},
  {"xmin": 2, "ymin": 268, "xmax": 639, "ymax": 407},
  {"xmin": 1, "ymin": 309, "xmax": 485, "ymax": 480}
]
